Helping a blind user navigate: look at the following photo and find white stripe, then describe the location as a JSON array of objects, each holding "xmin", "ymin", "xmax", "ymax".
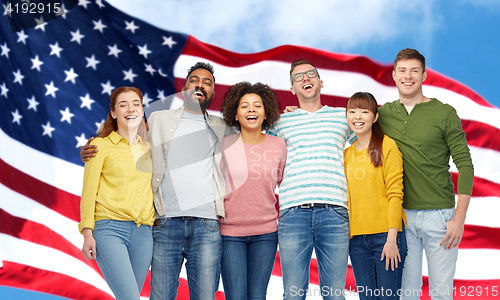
[
  {"xmin": 175, "ymin": 55, "xmax": 500, "ymax": 131},
  {"xmin": 0, "ymin": 234, "xmax": 113, "ymax": 297},
  {"xmin": 450, "ymin": 146, "xmax": 500, "ymax": 186},
  {"xmin": 423, "ymin": 248, "xmax": 500, "ymax": 280},
  {"xmin": 459, "ymin": 196, "xmax": 500, "ymax": 228},
  {"xmin": 0, "ymin": 183, "xmax": 82, "ymax": 249},
  {"xmin": 0, "ymin": 128, "xmax": 83, "ymax": 196}
]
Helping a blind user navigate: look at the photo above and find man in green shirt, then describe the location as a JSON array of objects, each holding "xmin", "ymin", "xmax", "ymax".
[{"xmin": 378, "ymin": 48, "xmax": 474, "ymax": 300}]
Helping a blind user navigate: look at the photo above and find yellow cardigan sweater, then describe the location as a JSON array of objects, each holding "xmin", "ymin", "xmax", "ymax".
[{"xmin": 344, "ymin": 135, "xmax": 405, "ymax": 238}]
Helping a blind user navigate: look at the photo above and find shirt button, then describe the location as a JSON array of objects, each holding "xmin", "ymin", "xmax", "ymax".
[
  {"xmin": 156, "ymin": 179, "xmax": 159, "ymax": 182},
  {"xmin": 404, "ymin": 121, "xmax": 407, "ymax": 124},
  {"xmin": 162, "ymin": 163, "xmax": 165, "ymax": 166},
  {"xmin": 138, "ymin": 171, "xmax": 141, "ymax": 173},
  {"xmin": 403, "ymin": 132, "xmax": 406, "ymax": 134},
  {"xmin": 139, "ymin": 182, "xmax": 141, "ymax": 185},
  {"xmin": 170, "ymin": 129, "xmax": 173, "ymax": 131},
  {"xmin": 138, "ymin": 194, "xmax": 141, "ymax": 197}
]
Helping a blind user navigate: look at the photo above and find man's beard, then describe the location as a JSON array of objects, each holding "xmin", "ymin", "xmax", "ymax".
[{"xmin": 183, "ymin": 87, "xmax": 214, "ymax": 113}]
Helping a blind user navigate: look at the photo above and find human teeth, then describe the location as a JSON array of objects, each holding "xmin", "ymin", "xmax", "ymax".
[
  {"xmin": 246, "ymin": 116, "xmax": 257, "ymax": 120},
  {"xmin": 126, "ymin": 116, "xmax": 137, "ymax": 120},
  {"xmin": 304, "ymin": 84, "xmax": 312, "ymax": 89},
  {"xmin": 353, "ymin": 122, "xmax": 364, "ymax": 126}
]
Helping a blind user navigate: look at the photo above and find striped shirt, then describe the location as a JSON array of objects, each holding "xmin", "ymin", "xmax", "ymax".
[{"xmin": 270, "ymin": 106, "xmax": 355, "ymax": 209}]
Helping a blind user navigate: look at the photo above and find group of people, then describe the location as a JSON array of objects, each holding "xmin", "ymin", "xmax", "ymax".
[{"xmin": 79, "ymin": 48, "xmax": 473, "ymax": 300}]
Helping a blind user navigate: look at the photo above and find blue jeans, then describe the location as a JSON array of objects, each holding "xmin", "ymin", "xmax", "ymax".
[
  {"xmin": 278, "ymin": 205, "xmax": 350, "ymax": 300},
  {"xmin": 221, "ymin": 231, "xmax": 278, "ymax": 300},
  {"xmin": 401, "ymin": 208, "xmax": 458, "ymax": 300},
  {"xmin": 92, "ymin": 219, "xmax": 153, "ymax": 300},
  {"xmin": 150, "ymin": 217, "xmax": 222, "ymax": 300},
  {"xmin": 349, "ymin": 230, "xmax": 407, "ymax": 300}
]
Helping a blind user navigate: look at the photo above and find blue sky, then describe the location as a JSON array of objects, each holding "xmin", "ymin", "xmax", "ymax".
[{"xmin": 2, "ymin": 0, "xmax": 499, "ymax": 299}]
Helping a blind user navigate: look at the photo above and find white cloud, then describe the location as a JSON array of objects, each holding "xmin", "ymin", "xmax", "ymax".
[{"xmin": 107, "ymin": 0, "xmax": 441, "ymax": 53}]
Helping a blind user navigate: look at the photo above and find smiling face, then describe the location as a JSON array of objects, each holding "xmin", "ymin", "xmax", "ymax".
[
  {"xmin": 111, "ymin": 91, "xmax": 144, "ymax": 133},
  {"xmin": 182, "ymin": 68, "xmax": 215, "ymax": 113},
  {"xmin": 290, "ymin": 63, "xmax": 323, "ymax": 103},
  {"xmin": 235, "ymin": 93, "xmax": 266, "ymax": 133},
  {"xmin": 393, "ymin": 58, "xmax": 427, "ymax": 99},
  {"xmin": 346, "ymin": 107, "xmax": 378, "ymax": 138}
]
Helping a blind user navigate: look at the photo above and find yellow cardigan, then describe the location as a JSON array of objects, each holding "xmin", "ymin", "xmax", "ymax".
[
  {"xmin": 344, "ymin": 136, "xmax": 405, "ymax": 238},
  {"xmin": 79, "ymin": 131, "xmax": 155, "ymax": 234}
]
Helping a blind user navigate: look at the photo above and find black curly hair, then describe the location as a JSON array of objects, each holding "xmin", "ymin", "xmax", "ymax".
[
  {"xmin": 186, "ymin": 62, "xmax": 215, "ymax": 83},
  {"xmin": 220, "ymin": 82, "xmax": 281, "ymax": 132}
]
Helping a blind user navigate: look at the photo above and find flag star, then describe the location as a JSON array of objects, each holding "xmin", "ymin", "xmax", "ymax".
[
  {"xmin": 162, "ymin": 36, "xmax": 177, "ymax": 49},
  {"xmin": 123, "ymin": 68, "xmax": 137, "ymax": 83},
  {"xmin": 17, "ymin": 31, "xmax": 29, "ymax": 44},
  {"xmin": 96, "ymin": 0, "xmax": 105, "ymax": 9},
  {"xmin": 80, "ymin": 93, "xmax": 95, "ymax": 110},
  {"xmin": 1, "ymin": 42, "xmax": 10, "ymax": 58},
  {"xmin": 75, "ymin": 133, "xmax": 88, "ymax": 148},
  {"xmin": 42, "ymin": 122, "xmax": 55, "ymax": 138},
  {"xmin": 12, "ymin": 109, "xmax": 23, "ymax": 125},
  {"xmin": 78, "ymin": 0, "xmax": 91, "ymax": 9},
  {"xmin": 85, "ymin": 55, "xmax": 100, "ymax": 70},
  {"xmin": 157, "ymin": 89, "xmax": 165, "ymax": 100},
  {"xmin": 45, "ymin": 81, "xmax": 59, "ymax": 98},
  {"xmin": 49, "ymin": 42, "xmax": 63, "ymax": 58},
  {"xmin": 95, "ymin": 119, "xmax": 105, "ymax": 130},
  {"xmin": 125, "ymin": 20, "xmax": 139, "ymax": 33},
  {"xmin": 60, "ymin": 107, "xmax": 75, "ymax": 124},
  {"xmin": 101, "ymin": 80, "xmax": 115, "ymax": 95},
  {"xmin": 56, "ymin": 4, "xmax": 67, "ymax": 17},
  {"xmin": 3, "ymin": 4, "xmax": 9, "ymax": 16},
  {"xmin": 13, "ymin": 69, "xmax": 25, "ymax": 85},
  {"xmin": 27, "ymin": 96, "xmax": 40, "ymax": 111},
  {"xmin": 1, "ymin": 82, "xmax": 9, "ymax": 98},
  {"xmin": 144, "ymin": 63, "xmax": 156, "ymax": 76},
  {"xmin": 142, "ymin": 93, "xmax": 152, "ymax": 107},
  {"xmin": 31, "ymin": 55, "xmax": 44, "ymax": 71},
  {"xmin": 108, "ymin": 44, "xmax": 122, "ymax": 58},
  {"xmin": 34, "ymin": 17, "xmax": 47, "ymax": 31},
  {"xmin": 138, "ymin": 44, "xmax": 152, "ymax": 59},
  {"xmin": 70, "ymin": 29, "xmax": 85, "ymax": 44},
  {"xmin": 93, "ymin": 19, "xmax": 107, "ymax": 33},
  {"xmin": 64, "ymin": 68, "xmax": 79, "ymax": 84}
]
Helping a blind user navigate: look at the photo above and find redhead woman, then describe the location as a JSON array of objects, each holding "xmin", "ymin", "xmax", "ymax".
[{"xmin": 79, "ymin": 86, "xmax": 154, "ymax": 300}]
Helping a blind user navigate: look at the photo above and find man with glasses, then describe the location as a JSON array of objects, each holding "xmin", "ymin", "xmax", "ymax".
[{"xmin": 270, "ymin": 59, "xmax": 354, "ymax": 300}]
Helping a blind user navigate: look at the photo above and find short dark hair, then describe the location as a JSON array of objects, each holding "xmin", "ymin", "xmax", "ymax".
[
  {"xmin": 289, "ymin": 59, "xmax": 320, "ymax": 84},
  {"xmin": 186, "ymin": 62, "xmax": 215, "ymax": 83},
  {"xmin": 394, "ymin": 48, "xmax": 426, "ymax": 72},
  {"xmin": 220, "ymin": 82, "xmax": 281, "ymax": 132}
]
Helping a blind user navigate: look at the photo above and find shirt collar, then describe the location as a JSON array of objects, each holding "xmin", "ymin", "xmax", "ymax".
[{"xmin": 108, "ymin": 131, "xmax": 143, "ymax": 145}]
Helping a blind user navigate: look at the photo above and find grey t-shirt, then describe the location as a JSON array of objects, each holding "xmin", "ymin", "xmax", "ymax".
[{"xmin": 161, "ymin": 111, "xmax": 217, "ymax": 219}]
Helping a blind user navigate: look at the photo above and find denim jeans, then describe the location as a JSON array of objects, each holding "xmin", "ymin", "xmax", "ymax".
[
  {"xmin": 150, "ymin": 217, "xmax": 222, "ymax": 300},
  {"xmin": 92, "ymin": 219, "xmax": 153, "ymax": 300},
  {"xmin": 349, "ymin": 230, "xmax": 407, "ymax": 300},
  {"xmin": 401, "ymin": 208, "xmax": 458, "ymax": 300},
  {"xmin": 278, "ymin": 205, "xmax": 350, "ymax": 300},
  {"xmin": 220, "ymin": 231, "xmax": 278, "ymax": 300}
]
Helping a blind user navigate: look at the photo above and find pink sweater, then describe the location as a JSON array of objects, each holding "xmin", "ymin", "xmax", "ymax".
[{"xmin": 219, "ymin": 134, "xmax": 287, "ymax": 236}]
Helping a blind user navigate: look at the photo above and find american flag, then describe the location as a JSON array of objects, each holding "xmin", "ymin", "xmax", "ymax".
[{"xmin": 1, "ymin": 0, "xmax": 499, "ymax": 299}]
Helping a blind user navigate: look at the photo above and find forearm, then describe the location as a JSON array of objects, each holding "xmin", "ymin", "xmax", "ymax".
[{"xmin": 454, "ymin": 194, "xmax": 471, "ymax": 224}]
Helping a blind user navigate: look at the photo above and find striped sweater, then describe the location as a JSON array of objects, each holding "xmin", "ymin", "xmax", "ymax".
[{"xmin": 270, "ymin": 106, "xmax": 355, "ymax": 209}]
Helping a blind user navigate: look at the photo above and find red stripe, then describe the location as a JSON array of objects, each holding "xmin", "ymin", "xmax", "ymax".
[
  {"xmin": 451, "ymin": 172, "xmax": 500, "ymax": 198},
  {"xmin": 182, "ymin": 36, "xmax": 493, "ymax": 108},
  {"xmin": 0, "ymin": 209, "xmax": 101, "ymax": 274},
  {"xmin": 0, "ymin": 158, "xmax": 80, "ymax": 222},
  {"xmin": 461, "ymin": 224, "xmax": 500, "ymax": 250},
  {"xmin": 0, "ymin": 262, "xmax": 112, "ymax": 300}
]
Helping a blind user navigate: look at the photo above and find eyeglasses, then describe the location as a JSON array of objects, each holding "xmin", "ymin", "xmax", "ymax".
[{"xmin": 291, "ymin": 69, "xmax": 318, "ymax": 82}]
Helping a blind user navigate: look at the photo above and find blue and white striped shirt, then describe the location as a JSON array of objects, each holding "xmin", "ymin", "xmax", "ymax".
[{"xmin": 270, "ymin": 106, "xmax": 355, "ymax": 209}]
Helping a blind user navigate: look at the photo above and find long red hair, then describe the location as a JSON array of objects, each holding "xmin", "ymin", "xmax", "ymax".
[
  {"xmin": 97, "ymin": 86, "xmax": 149, "ymax": 141},
  {"xmin": 346, "ymin": 92, "xmax": 384, "ymax": 167}
]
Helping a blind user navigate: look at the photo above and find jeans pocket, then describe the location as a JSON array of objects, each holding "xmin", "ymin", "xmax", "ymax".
[
  {"xmin": 153, "ymin": 217, "xmax": 168, "ymax": 229},
  {"xmin": 278, "ymin": 207, "xmax": 295, "ymax": 221},
  {"xmin": 93, "ymin": 219, "xmax": 113, "ymax": 231},
  {"xmin": 202, "ymin": 219, "xmax": 220, "ymax": 231},
  {"xmin": 328, "ymin": 206, "xmax": 349, "ymax": 222}
]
